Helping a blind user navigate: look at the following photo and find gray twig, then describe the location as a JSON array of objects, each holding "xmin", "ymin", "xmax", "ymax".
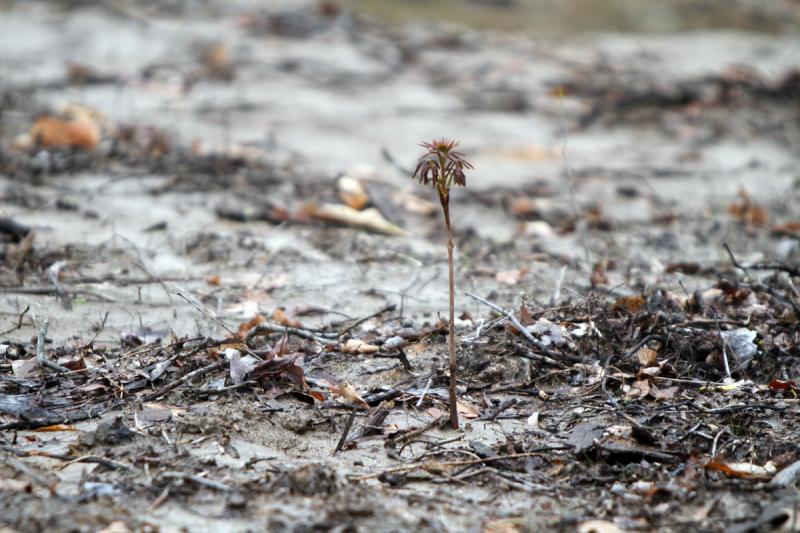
[{"xmin": 36, "ymin": 320, "xmax": 70, "ymax": 373}]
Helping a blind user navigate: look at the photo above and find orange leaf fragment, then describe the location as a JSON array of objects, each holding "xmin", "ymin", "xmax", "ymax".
[
  {"xmin": 613, "ymin": 295, "xmax": 645, "ymax": 313},
  {"xmin": 237, "ymin": 314, "xmax": 266, "ymax": 335},
  {"xmin": 33, "ymin": 424, "xmax": 75, "ymax": 432},
  {"xmin": 29, "ymin": 116, "xmax": 101, "ymax": 151}
]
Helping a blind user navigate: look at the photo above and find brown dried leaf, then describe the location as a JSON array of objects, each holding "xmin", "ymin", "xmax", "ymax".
[
  {"xmin": 341, "ymin": 339, "xmax": 380, "ymax": 354},
  {"xmin": 33, "ymin": 424, "xmax": 75, "ymax": 432},
  {"xmin": 652, "ymin": 386, "xmax": 679, "ymax": 400},
  {"xmin": 705, "ymin": 459, "xmax": 776, "ymax": 479},
  {"xmin": 272, "ymin": 308, "xmax": 302, "ymax": 328},
  {"xmin": 248, "ymin": 354, "xmax": 308, "ymax": 388},
  {"xmin": 496, "ymin": 268, "xmax": 528, "ymax": 286},
  {"xmin": 613, "ymin": 295, "xmax": 645, "ymax": 313},
  {"xmin": 590, "ymin": 262, "xmax": 608, "ymax": 287},
  {"xmin": 328, "ymin": 383, "xmax": 369, "ymax": 408},
  {"xmin": 636, "ymin": 347, "xmax": 658, "ymax": 367},
  {"xmin": 28, "ymin": 115, "xmax": 101, "ymax": 151},
  {"xmin": 338, "ymin": 176, "xmax": 370, "ymax": 210},
  {"xmin": 237, "ymin": 315, "xmax": 265, "ymax": 336},
  {"xmin": 456, "ymin": 400, "xmax": 480, "ymax": 419},
  {"xmin": 310, "ymin": 203, "xmax": 406, "ymax": 236},
  {"xmin": 728, "ymin": 188, "xmax": 768, "ymax": 226}
]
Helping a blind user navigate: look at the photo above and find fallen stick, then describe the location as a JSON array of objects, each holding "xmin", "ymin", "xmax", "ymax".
[
  {"xmin": 476, "ymin": 398, "xmax": 518, "ymax": 422},
  {"xmin": 352, "ymin": 446, "xmax": 570, "ymax": 481},
  {"xmin": 140, "ymin": 360, "xmax": 227, "ymax": 402},
  {"xmin": 333, "ymin": 408, "xmax": 357, "ymax": 454},
  {"xmin": 388, "ymin": 415, "xmax": 446, "ymax": 447},
  {"xmin": 466, "ymin": 292, "xmax": 555, "ymax": 353},
  {"xmin": 246, "ymin": 322, "xmax": 338, "ymax": 346}
]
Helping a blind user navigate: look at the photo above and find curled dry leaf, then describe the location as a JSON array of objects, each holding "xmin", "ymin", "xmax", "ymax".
[
  {"xmin": 576, "ymin": 520, "xmax": 624, "ymax": 533},
  {"xmin": 456, "ymin": 400, "xmax": 479, "ymax": 418},
  {"xmin": 495, "ymin": 268, "xmax": 528, "ymax": 286},
  {"xmin": 309, "ymin": 203, "xmax": 406, "ymax": 236},
  {"xmin": 338, "ymin": 176, "xmax": 369, "ymax": 210},
  {"xmin": 239, "ymin": 315, "xmax": 267, "ymax": 335},
  {"xmin": 272, "ymin": 308, "xmax": 303, "ymax": 328},
  {"xmin": 612, "ymin": 295, "xmax": 645, "ymax": 313},
  {"xmin": 728, "ymin": 188, "xmax": 768, "ymax": 226},
  {"xmin": 636, "ymin": 346, "xmax": 658, "ymax": 367},
  {"xmin": 247, "ymin": 354, "xmax": 308, "ymax": 389},
  {"xmin": 19, "ymin": 114, "xmax": 101, "ymax": 151},
  {"xmin": 328, "ymin": 383, "xmax": 369, "ymax": 408},
  {"xmin": 341, "ymin": 339, "xmax": 380, "ymax": 354},
  {"xmin": 705, "ymin": 459, "xmax": 777, "ymax": 479}
]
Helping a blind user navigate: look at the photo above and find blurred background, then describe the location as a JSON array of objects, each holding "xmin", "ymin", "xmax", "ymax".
[{"xmin": 342, "ymin": 0, "xmax": 800, "ymax": 34}]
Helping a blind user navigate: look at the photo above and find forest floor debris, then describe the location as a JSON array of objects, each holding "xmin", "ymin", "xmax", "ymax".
[{"xmin": 1, "ymin": 1, "xmax": 799, "ymax": 531}]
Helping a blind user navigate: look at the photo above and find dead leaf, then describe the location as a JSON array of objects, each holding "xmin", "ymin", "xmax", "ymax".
[
  {"xmin": 427, "ymin": 407, "xmax": 446, "ymax": 419},
  {"xmin": 338, "ymin": 176, "xmax": 369, "ymax": 210},
  {"xmin": 772, "ymin": 220, "xmax": 800, "ymax": 238},
  {"xmin": 518, "ymin": 304, "xmax": 534, "ymax": 326},
  {"xmin": 33, "ymin": 424, "xmax": 75, "ymax": 432},
  {"xmin": 95, "ymin": 521, "xmax": 131, "ymax": 533},
  {"xmin": 665, "ymin": 262, "xmax": 702, "ymax": 274},
  {"xmin": 705, "ymin": 459, "xmax": 776, "ymax": 479},
  {"xmin": 341, "ymin": 339, "xmax": 380, "ymax": 354},
  {"xmin": 272, "ymin": 308, "xmax": 302, "ymax": 328},
  {"xmin": 227, "ymin": 349, "xmax": 257, "ymax": 385},
  {"xmin": 625, "ymin": 379, "xmax": 651, "ymax": 400},
  {"xmin": 769, "ymin": 379, "xmax": 798, "ymax": 392},
  {"xmin": 652, "ymin": 386, "xmax": 679, "ymax": 400},
  {"xmin": 200, "ymin": 41, "xmax": 234, "ymax": 80},
  {"xmin": 613, "ymin": 295, "xmax": 645, "ymax": 313},
  {"xmin": 57, "ymin": 357, "xmax": 86, "ymax": 371},
  {"xmin": 0, "ymin": 478, "xmax": 32, "ymax": 493},
  {"xmin": 568, "ymin": 423, "xmax": 603, "ymax": 454},
  {"xmin": 11, "ymin": 358, "xmax": 39, "ymax": 379},
  {"xmin": 728, "ymin": 188, "xmax": 768, "ymax": 226},
  {"xmin": 456, "ymin": 400, "xmax": 479, "ymax": 419},
  {"xmin": 486, "ymin": 144, "xmax": 558, "ymax": 162},
  {"xmin": 329, "ymin": 383, "xmax": 369, "ymax": 408},
  {"xmin": 496, "ymin": 268, "xmax": 528, "ymax": 286},
  {"xmin": 28, "ymin": 115, "xmax": 101, "ymax": 151},
  {"xmin": 309, "ymin": 203, "xmax": 406, "ymax": 236},
  {"xmin": 238, "ymin": 315, "xmax": 266, "ymax": 336},
  {"xmin": 484, "ymin": 518, "xmax": 522, "ymax": 533},
  {"xmin": 590, "ymin": 262, "xmax": 608, "ymax": 287},
  {"xmin": 636, "ymin": 347, "xmax": 658, "ymax": 367},
  {"xmin": 577, "ymin": 520, "xmax": 624, "ymax": 533},
  {"xmin": 247, "ymin": 352, "xmax": 308, "ymax": 388}
]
